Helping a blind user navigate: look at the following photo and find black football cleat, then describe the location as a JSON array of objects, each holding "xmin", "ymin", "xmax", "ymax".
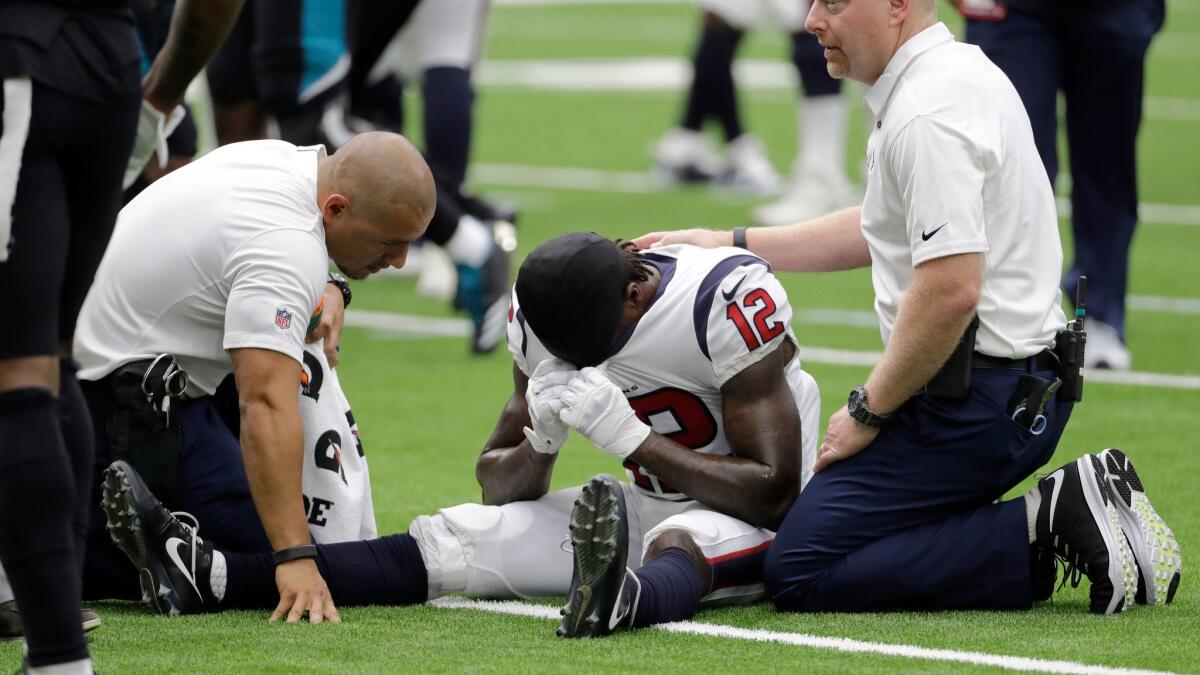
[
  {"xmin": 558, "ymin": 474, "xmax": 641, "ymax": 638},
  {"xmin": 101, "ymin": 460, "xmax": 217, "ymax": 616},
  {"xmin": 1033, "ymin": 457, "xmax": 1137, "ymax": 614},
  {"xmin": 1094, "ymin": 449, "xmax": 1182, "ymax": 605}
]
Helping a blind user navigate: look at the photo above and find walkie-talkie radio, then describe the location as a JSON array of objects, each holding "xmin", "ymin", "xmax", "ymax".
[{"xmin": 1055, "ymin": 275, "xmax": 1088, "ymax": 402}]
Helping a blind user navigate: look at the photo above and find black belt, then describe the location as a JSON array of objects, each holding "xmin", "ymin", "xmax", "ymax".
[{"xmin": 973, "ymin": 350, "xmax": 1059, "ymax": 372}]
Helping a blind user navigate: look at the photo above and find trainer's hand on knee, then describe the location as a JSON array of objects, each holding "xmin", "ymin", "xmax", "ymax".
[
  {"xmin": 270, "ymin": 559, "xmax": 341, "ymax": 625},
  {"xmin": 631, "ymin": 228, "xmax": 732, "ymax": 250},
  {"xmin": 814, "ymin": 405, "xmax": 879, "ymax": 473}
]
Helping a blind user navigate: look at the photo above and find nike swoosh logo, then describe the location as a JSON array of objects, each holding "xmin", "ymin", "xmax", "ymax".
[
  {"xmin": 1046, "ymin": 469, "xmax": 1064, "ymax": 533},
  {"xmin": 607, "ymin": 573, "xmax": 628, "ymax": 631},
  {"xmin": 721, "ymin": 276, "xmax": 746, "ymax": 301},
  {"xmin": 921, "ymin": 222, "xmax": 949, "ymax": 241},
  {"xmin": 166, "ymin": 537, "xmax": 203, "ymax": 599}
]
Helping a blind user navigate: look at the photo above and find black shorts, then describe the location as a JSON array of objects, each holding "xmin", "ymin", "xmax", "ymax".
[
  {"xmin": 0, "ymin": 6, "xmax": 140, "ymax": 359},
  {"xmin": 206, "ymin": 0, "xmax": 349, "ymax": 113}
]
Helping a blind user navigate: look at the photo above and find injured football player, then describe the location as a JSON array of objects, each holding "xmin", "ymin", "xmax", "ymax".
[{"xmin": 101, "ymin": 232, "xmax": 821, "ymax": 636}]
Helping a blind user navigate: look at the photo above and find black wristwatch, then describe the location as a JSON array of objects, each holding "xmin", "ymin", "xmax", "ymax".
[
  {"xmin": 732, "ymin": 226, "xmax": 749, "ymax": 250},
  {"xmin": 847, "ymin": 385, "xmax": 890, "ymax": 428},
  {"xmin": 327, "ymin": 272, "xmax": 351, "ymax": 309}
]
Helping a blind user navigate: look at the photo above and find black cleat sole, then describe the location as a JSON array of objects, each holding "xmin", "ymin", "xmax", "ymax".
[{"xmin": 559, "ymin": 475, "xmax": 626, "ymax": 638}]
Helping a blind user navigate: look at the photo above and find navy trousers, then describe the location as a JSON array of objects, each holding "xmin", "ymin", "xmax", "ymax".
[
  {"xmin": 83, "ymin": 388, "xmax": 270, "ymax": 600},
  {"xmin": 763, "ymin": 367, "xmax": 1073, "ymax": 611},
  {"xmin": 966, "ymin": 1, "xmax": 1164, "ymax": 340}
]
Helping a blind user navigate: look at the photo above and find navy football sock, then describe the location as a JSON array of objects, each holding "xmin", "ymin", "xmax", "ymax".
[
  {"xmin": 631, "ymin": 548, "xmax": 706, "ymax": 628},
  {"xmin": 0, "ymin": 388, "xmax": 89, "ymax": 666},
  {"xmin": 791, "ymin": 31, "xmax": 842, "ymax": 98},
  {"xmin": 423, "ymin": 66, "xmax": 474, "ymax": 188},
  {"xmin": 681, "ymin": 22, "xmax": 744, "ymax": 141},
  {"xmin": 223, "ymin": 533, "xmax": 429, "ymax": 609},
  {"xmin": 58, "ymin": 360, "xmax": 95, "ymax": 575}
]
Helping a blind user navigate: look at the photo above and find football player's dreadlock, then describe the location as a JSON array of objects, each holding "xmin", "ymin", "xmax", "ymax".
[{"xmin": 616, "ymin": 240, "xmax": 654, "ymax": 284}]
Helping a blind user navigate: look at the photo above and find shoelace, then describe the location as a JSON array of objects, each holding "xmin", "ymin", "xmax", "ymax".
[
  {"xmin": 171, "ymin": 511, "xmax": 203, "ymax": 577},
  {"xmin": 1052, "ymin": 537, "xmax": 1085, "ymax": 592}
]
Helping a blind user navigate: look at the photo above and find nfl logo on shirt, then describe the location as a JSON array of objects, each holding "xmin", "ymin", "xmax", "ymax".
[{"xmin": 275, "ymin": 307, "xmax": 293, "ymax": 330}]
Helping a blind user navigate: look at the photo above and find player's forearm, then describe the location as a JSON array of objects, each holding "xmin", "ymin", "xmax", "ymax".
[
  {"xmin": 476, "ymin": 444, "xmax": 557, "ymax": 506},
  {"xmin": 239, "ymin": 398, "xmax": 311, "ymax": 551},
  {"xmin": 476, "ymin": 399, "xmax": 557, "ymax": 505},
  {"xmin": 742, "ymin": 207, "xmax": 870, "ymax": 273},
  {"xmin": 864, "ymin": 254, "xmax": 982, "ymax": 413},
  {"xmin": 629, "ymin": 437, "xmax": 797, "ymax": 530},
  {"xmin": 143, "ymin": 0, "xmax": 245, "ymax": 112}
]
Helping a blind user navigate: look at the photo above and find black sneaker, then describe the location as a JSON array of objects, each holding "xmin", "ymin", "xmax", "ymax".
[
  {"xmin": 558, "ymin": 474, "xmax": 641, "ymax": 638},
  {"xmin": 455, "ymin": 221, "xmax": 515, "ymax": 354},
  {"xmin": 101, "ymin": 460, "xmax": 216, "ymax": 615},
  {"xmin": 1033, "ymin": 457, "xmax": 1137, "ymax": 614},
  {"xmin": 0, "ymin": 600, "xmax": 101, "ymax": 640},
  {"xmin": 1094, "ymin": 449, "xmax": 1182, "ymax": 605}
]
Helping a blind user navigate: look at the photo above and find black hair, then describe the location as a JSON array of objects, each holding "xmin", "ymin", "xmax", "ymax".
[{"xmin": 616, "ymin": 239, "xmax": 654, "ymax": 284}]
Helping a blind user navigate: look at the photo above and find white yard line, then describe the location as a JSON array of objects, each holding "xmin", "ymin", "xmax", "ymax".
[
  {"xmin": 470, "ymin": 162, "xmax": 1200, "ymax": 227},
  {"xmin": 431, "ymin": 597, "xmax": 1172, "ymax": 675},
  {"xmin": 345, "ymin": 310, "xmax": 1200, "ymax": 390},
  {"xmin": 477, "ymin": 59, "xmax": 1200, "ymax": 123}
]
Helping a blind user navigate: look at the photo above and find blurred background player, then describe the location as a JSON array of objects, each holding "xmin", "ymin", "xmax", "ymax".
[
  {"xmin": 345, "ymin": 0, "xmax": 515, "ymax": 354},
  {"xmin": 959, "ymin": 0, "xmax": 1166, "ymax": 370},
  {"xmin": 650, "ymin": 0, "xmax": 856, "ymax": 226},
  {"xmin": 0, "ymin": 1, "xmax": 242, "ymax": 671}
]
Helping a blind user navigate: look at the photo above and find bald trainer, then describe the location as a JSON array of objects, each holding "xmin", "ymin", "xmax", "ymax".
[{"xmin": 74, "ymin": 133, "xmax": 434, "ymax": 624}]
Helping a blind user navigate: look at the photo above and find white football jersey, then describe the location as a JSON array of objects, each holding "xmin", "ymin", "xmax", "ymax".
[{"xmin": 508, "ymin": 244, "xmax": 820, "ymax": 500}]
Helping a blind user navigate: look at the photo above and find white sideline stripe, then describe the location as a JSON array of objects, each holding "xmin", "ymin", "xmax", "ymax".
[
  {"xmin": 469, "ymin": 162, "xmax": 1200, "ymax": 227},
  {"xmin": 476, "ymin": 59, "xmax": 1200, "ymax": 123},
  {"xmin": 431, "ymin": 597, "xmax": 1171, "ymax": 675},
  {"xmin": 1055, "ymin": 196, "xmax": 1200, "ymax": 228},
  {"xmin": 345, "ymin": 310, "xmax": 1200, "ymax": 390}
]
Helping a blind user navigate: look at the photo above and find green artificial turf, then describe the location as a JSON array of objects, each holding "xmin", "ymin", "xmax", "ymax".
[{"xmin": 5, "ymin": 1, "xmax": 1198, "ymax": 671}]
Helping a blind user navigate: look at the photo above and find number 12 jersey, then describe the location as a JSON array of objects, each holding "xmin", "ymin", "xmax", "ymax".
[{"xmin": 508, "ymin": 244, "xmax": 820, "ymax": 501}]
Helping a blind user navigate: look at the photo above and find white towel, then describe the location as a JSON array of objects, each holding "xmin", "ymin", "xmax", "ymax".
[{"xmin": 299, "ymin": 341, "xmax": 377, "ymax": 543}]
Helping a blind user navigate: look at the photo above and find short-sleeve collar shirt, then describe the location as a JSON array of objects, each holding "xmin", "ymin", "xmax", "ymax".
[{"xmin": 860, "ymin": 22, "xmax": 1067, "ymax": 358}]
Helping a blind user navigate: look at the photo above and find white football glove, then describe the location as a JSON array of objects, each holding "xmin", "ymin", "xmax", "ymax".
[
  {"xmin": 559, "ymin": 367, "xmax": 651, "ymax": 460},
  {"xmin": 523, "ymin": 359, "xmax": 576, "ymax": 455},
  {"xmin": 122, "ymin": 98, "xmax": 186, "ymax": 189}
]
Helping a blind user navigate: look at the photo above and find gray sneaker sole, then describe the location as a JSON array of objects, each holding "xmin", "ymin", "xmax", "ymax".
[{"xmin": 1096, "ymin": 449, "xmax": 1182, "ymax": 605}]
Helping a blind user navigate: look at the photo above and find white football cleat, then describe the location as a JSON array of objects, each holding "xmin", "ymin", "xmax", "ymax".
[
  {"xmin": 717, "ymin": 134, "xmax": 782, "ymax": 197},
  {"xmin": 753, "ymin": 170, "xmax": 859, "ymax": 227},
  {"xmin": 1083, "ymin": 320, "xmax": 1131, "ymax": 371},
  {"xmin": 650, "ymin": 128, "xmax": 722, "ymax": 185}
]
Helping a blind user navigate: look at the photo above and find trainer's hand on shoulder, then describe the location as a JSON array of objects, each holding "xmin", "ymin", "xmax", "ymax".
[
  {"xmin": 631, "ymin": 228, "xmax": 732, "ymax": 251},
  {"xmin": 524, "ymin": 359, "xmax": 575, "ymax": 454},
  {"xmin": 559, "ymin": 367, "xmax": 650, "ymax": 459},
  {"xmin": 814, "ymin": 405, "xmax": 879, "ymax": 473},
  {"xmin": 307, "ymin": 283, "xmax": 346, "ymax": 367},
  {"xmin": 270, "ymin": 558, "xmax": 340, "ymax": 625}
]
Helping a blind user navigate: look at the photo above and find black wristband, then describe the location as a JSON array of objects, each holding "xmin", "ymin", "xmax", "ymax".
[
  {"xmin": 327, "ymin": 272, "xmax": 352, "ymax": 309},
  {"xmin": 732, "ymin": 226, "xmax": 749, "ymax": 250},
  {"xmin": 273, "ymin": 544, "xmax": 318, "ymax": 566}
]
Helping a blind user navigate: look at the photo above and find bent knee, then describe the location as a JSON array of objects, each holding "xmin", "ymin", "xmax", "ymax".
[{"xmin": 762, "ymin": 542, "xmax": 827, "ymax": 611}]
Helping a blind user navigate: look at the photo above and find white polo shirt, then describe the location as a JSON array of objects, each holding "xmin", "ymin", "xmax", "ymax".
[
  {"xmin": 860, "ymin": 22, "xmax": 1067, "ymax": 358},
  {"xmin": 75, "ymin": 140, "xmax": 330, "ymax": 395}
]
